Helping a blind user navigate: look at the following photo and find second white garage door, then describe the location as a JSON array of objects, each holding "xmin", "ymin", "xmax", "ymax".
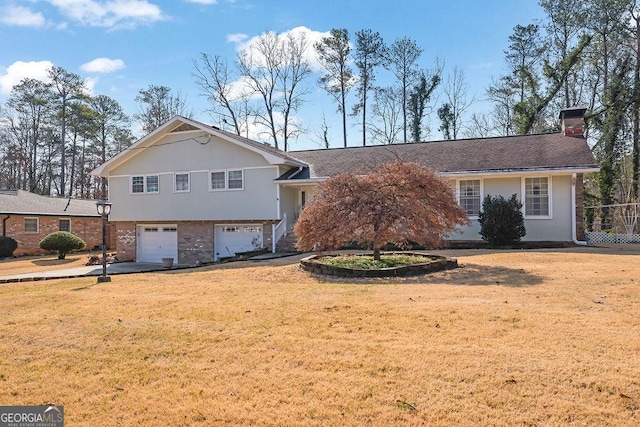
[
  {"xmin": 215, "ymin": 225, "xmax": 262, "ymax": 260},
  {"xmin": 137, "ymin": 225, "xmax": 178, "ymax": 263}
]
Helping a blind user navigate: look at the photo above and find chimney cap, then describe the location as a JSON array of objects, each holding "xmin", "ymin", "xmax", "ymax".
[{"xmin": 559, "ymin": 107, "xmax": 587, "ymax": 119}]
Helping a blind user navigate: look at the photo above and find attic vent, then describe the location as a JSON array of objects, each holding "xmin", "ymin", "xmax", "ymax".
[{"xmin": 171, "ymin": 123, "xmax": 198, "ymax": 132}]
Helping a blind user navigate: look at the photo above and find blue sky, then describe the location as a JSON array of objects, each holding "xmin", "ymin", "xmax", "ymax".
[{"xmin": 0, "ymin": 0, "xmax": 546, "ymax": 149}]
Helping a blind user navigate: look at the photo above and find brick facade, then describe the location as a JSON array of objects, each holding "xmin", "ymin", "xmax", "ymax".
[
  {"xmin": 575, "ymin": 173, "xmax": 585, "ymax": 241},
  {"xmin": 114, "ymin": 222, "xmax": 137, "ymax": 262},
  {"xmin": 4, "ymin": 215, "xmax": 103, "ymax": 256},
  {"xmin": 178, "ymin": 222, "xmax": 214, "ymax": 265},
  {"xmin": 114, "ymin": 220, "xmax": 278, "ymax": 264}
]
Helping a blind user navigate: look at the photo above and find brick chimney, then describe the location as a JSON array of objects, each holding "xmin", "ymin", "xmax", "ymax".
[{"xmin": 559, "ymin": 107, "xmax": 587, "ymax": 137}]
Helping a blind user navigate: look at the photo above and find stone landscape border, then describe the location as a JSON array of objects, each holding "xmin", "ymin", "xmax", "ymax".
[{"xmin": 300, "ymin": 252, "xmax": 458, "ymax": 278}]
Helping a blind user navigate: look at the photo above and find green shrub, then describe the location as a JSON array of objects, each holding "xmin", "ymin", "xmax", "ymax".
[
  {"xmin": 478, "ymin": 194, "xmax": 526, "ymax": 246},
  {"xmin": 39, "ymin": 231, "xmax": 86, "ymax": 259},
  {"xmin": 0, "ymin": 236, "xmax": 18, "ymax": 258}
]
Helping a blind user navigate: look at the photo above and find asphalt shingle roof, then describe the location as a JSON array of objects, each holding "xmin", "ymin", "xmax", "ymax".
[
  {"xmin": 283, "ymin": 132, "xmax": 598, "ymax": 179},
  {"xmin": 0, "ymin": 190, "xmax": 100, "ymax": 217}
]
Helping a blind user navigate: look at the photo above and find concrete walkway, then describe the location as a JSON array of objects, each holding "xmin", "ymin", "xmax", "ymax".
[
  {"xmin": 0, "ymin": 252, "xmax": 302, "ymax": 284},
  {"xmin": 0, "ymin": 262, "xmax": 177, "ymax": 283}
]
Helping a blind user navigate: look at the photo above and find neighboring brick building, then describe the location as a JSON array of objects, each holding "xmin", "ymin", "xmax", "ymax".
[{"xmin": 0, "ymin": 190, "xmax": 106, "ymax": 256}]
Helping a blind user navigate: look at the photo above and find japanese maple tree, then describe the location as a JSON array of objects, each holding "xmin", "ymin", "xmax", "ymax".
[{"xmin": 294, "ymin": 161, "xmax": 468, "ymax": 260}]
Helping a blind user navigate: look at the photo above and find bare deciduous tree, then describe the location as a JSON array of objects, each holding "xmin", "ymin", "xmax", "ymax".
[
  {"xmin": 441, "ymin": 66, "xmax": 475, "ymax": 140},
  {"xmin": 237, "ymin": 30, "xmax": 312, "ymax": 150},
  {"xmin": 193, "ymin": 53, "xmax": 251, "ymax": 136},
  {"xmin": 369, "ymin": 86, "xmax": 403, "ymax": 145}
]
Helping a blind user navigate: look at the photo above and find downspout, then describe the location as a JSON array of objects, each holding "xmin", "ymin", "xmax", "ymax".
[
  {"xmin": 2, "ymin": 215, "xmax": 10, "ymax": 237},
  {"xmin": 571, "ymin": 173, "xmax": 588, "ymax": 245}
]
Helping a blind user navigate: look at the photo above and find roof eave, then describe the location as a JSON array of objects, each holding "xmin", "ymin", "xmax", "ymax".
[
  {"xmin": 441, "ymin": 165, "xmax": 600, "ymax": 177},
  {"xmin": 0, "ymin": 211, "xmax": 100, "ymax": 217},
  {"xmin": 275, "ymin": 177, "xmax": 328, "ymax": 185},
  {"xmin": 275, "ymin": 166, "xmax": 600, "ymax": 183},
  {"xmin": 91, "ymin": 116, "xmax": 191, "ymax": 177},
  {"xmin": 91, "ymin": 116, "xmax": 306, "ymax": 177}
]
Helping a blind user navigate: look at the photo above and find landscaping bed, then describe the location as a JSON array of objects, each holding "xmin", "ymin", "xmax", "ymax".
[{"xmin": 300, "ymin": 252, "xmax": 458, "ymax": 277}]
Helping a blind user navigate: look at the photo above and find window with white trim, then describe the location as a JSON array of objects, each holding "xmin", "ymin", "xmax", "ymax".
[
  {"xmin": 24, "ymin": 218, "xmax": 38, "ymax": 233},
  {"xmin": 146, "ymin": 175, "xmax": 159, "ymax": 193},
  {"xmin": 175, "ymin": 173, "xmax": 190, "ymax": 192},
  {"xmin": 228, "ymin": 170, "xmax": 243, "ymax": 189},
  {"xmin": 131, "ymin": 175, "xmax": 159, "ymax": 194},
  {"xmin": 525, "ymin": 177, "xmax": 550, "ymax": 217},
  {"xmin": 59, "ymin": 218, "xmax": 71, "ymax": 232},
  {"xmin": 459, "ymin": 179, "xmax": 481, "ymax": 216},
  {"xmin": 210, "ymin": 171, "xmax": 226, "ymax": 190},
  {"xmin": 132, "ymin": 176, "xmax": 144, "ymax": 193},
  {"xmin": 210, "ymin": 169, "xmax": 244, "ymax": 191}
]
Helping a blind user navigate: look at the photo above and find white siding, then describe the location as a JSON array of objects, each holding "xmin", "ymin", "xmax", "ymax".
[
  {"xmin": 279, "ymin": 185, "xmax": 298, "ymax": 226},
  {"xmin": 112, "ymin": 132, "xmax": 270, "ymax": 174},
  {"xmin": 448, "ymin": 174, "xmax": 574, "ymax": 241},
  {"xmin": 108, "ymin": 133, "xmax": 280, "ymax": 222},
  {"xmin": 524, "ymin": 175, "xmax": 572, "ymax": 241}
]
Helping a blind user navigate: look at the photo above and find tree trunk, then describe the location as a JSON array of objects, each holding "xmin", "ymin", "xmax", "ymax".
[
  {"xmin": 633, "ymin": 16, "xmax": 640, "ymax": 201},
  {"xmin": 373, "ymin": 247, "xmax": 381, "ymax": 261}
]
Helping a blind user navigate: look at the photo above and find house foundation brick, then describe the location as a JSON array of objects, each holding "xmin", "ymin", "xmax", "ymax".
[
  {"xmin": 115, "ymin": 222, "xmax": 137, "ymax": 262},
  {"xmin": 178, "ymin": 222, "xmax": 214, "ymax": 265},
  {"xmin": 113, "ymin": 220, "xmax": 277, "ymax": 264}
]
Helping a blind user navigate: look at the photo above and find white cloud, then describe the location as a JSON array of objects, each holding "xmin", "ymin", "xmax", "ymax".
[
  {"xmin": 0, "ymin": 61, "xmax": 53, "ymax": 95},
  {"xmin": 227, "ymin": 75, "xmax": 261, "ymax": 100},
  {"xmin": 234, "ymin": 26, "xmax": 329, "ymax": 72},
  {"xmin": 0, "ymin": 5, "xmax": 46, "ymax": 27},
  {"xmin": 227, "ymin": 33, "xmax": 248, "ymax": 44},
  {"xmin": 80, "ymin": 57, "xmax": 125, "ymax": 73},
  {"xmin": 470, "ymin": 62, "xmax": 493, "ymax": 70},
  {"xmin": 84, "ymin": 76, "xmax": 99, "ymax": 95},
  {"xmin": 185, "ymin": 0, "xmax": 217, "ymax": 4},
  {"xmin": 46, "ymin": 0, "xmax": 166, "ymax": 28}
]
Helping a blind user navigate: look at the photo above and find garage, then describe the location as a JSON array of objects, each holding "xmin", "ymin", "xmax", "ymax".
[
  {"xmin": 137, "ymin": 225, "xmax": 178, "ymax": 263},
  {"xmin": 215, "ymin": 224, "xmax": 262, "ymax": 260}
]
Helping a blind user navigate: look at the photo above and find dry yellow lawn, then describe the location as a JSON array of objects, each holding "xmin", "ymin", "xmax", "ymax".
[{"xmin": 0, "ymin": 246, "xmax": 638, "ymax": 426}]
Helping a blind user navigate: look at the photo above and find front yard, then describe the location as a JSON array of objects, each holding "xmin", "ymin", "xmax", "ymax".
[
  {"xmin": 0, "ymin": 246, "xmax": 638, "ymax": 425},
  {"xmin": 0, "ymin": 253, "xmax": 93, "ymax": 275}
]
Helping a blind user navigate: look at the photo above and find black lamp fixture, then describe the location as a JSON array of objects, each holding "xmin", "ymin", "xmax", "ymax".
[{"xmin": 95, "ymin": 200, "xmax": 112, "ymax": 283}]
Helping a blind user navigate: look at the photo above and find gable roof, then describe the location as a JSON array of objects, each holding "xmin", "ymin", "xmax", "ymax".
[
  {"xmin": 92, "ymin": 116, "xmax": 305, "ymax": 177},
  {"xmin": 281, "ymin": 132, "xmax": 599, "ymax": 180},
  {"xmin": 0, "ymin": 190, "xmax": 100, "ymax": 217}
]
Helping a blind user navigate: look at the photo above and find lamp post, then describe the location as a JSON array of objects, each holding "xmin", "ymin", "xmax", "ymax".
[{"xmin": 96, "ymin": 200, "xmax": 112, "ymax": 283}]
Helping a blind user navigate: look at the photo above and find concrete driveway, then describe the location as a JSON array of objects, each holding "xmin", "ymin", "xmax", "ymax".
[
  {"xmin": 0, "ymin": 262, "xmax": 174, "ymax": 283},
  {"xmin": 0, "ymin": 252, "xmax": 303, "ymax": 283}
]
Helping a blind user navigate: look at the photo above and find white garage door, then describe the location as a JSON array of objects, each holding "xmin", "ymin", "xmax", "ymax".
[
  {"xmin": 137, "ymin": 225, "xmax": 178, "ymax": 263},
  {"xmin": 215, "ymin": 225, "xmax": 262, "ymax": 260}
]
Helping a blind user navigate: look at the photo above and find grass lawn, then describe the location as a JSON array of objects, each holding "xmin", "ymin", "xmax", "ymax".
[{"xmin": 0, "ymin": 246, "xmax": 638, "ymax": 425}]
